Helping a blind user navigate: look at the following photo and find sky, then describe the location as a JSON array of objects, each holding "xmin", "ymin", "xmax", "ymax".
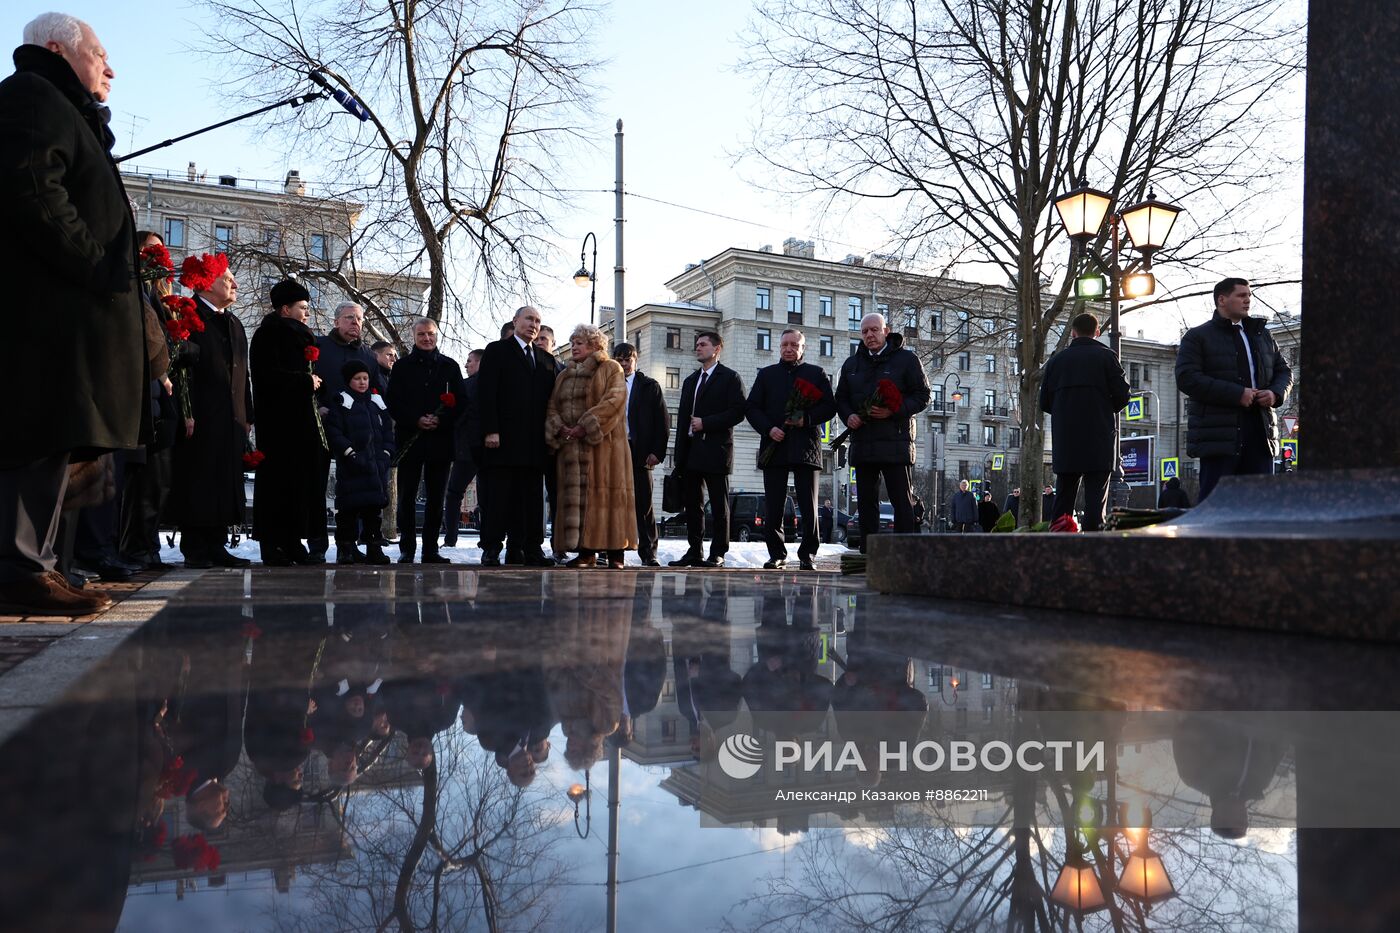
[{"xmin": 2, "ymin": 1, "xmax": 1306, "ymax": 351}]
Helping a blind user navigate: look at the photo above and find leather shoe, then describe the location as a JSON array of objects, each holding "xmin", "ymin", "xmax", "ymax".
[
  {"xmin": 75, "ymin": 560, "xmax": 133, "ymax": 583},
  {"xmin": 398, "ymin": 553, "xmax": 417, "ymax": 564},
  {"xmin": 607, "ymin": 558, "xmax": 626, "ymax": 570},
  {"xmin": 702, "ymin": 556, "xmax": 725, "ymax": 568},
  {"xmin": 0, "ymin": 571, "xmax": 111, "ymax": 615},
  {"xmin": 565, "ymin": 554, "xmax": 597, "ymax": 568},
  {"xmin": 336, "ymin": 548, "xmax": 361, "ymax": 565},
  {"xmin": 505, "ymin": 550, "xmax": 525, "ymax": 566},
  {"xmin": 213, "ymin": 550, "xmax": 251, "ymax": 568},
  {"xmin": 799, "ymin": 557, "xmax": 817, "ymax": 571},
  {"xmin": 763, "ymin": 558, "xmax": 787, "ymax": 570},
  {"xmin": 479, "ymin": 553, "xmax": 501, "ymax": 567},
  {"xmin": 421, "ymin": 552, "xmax": 451, "ymax": 564},
  {"xmin": 523, "ymin": 554, "xmax": 555, "ymax": 567},
  {"xmin": 669, "ymin": 553, "xmax": 702, "ymax": 567},
  {"xmin": 643, "ymin": 558, "xmax": 661, "ymax": 567},
  {"xmin": 300, "ymin": 551, "xmax": 327, "ymax": 566},
  {"xmin": 183, "ymin": 556, "xmax": 214, "ymax": 569}
]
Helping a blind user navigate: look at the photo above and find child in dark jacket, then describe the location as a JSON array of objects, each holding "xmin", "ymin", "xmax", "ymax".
[{"xmin": 324, "ymin": 360, "xmax": 396, "ymax": 564}]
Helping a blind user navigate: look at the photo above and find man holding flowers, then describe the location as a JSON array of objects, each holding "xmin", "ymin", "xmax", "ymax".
[
  {"xmin": 745, "ymin": 330, "xmax": 836, "ymax": 570},
  {"xmin": 835, "ymin": 312, "xmax": 930, "ymax": 552}
]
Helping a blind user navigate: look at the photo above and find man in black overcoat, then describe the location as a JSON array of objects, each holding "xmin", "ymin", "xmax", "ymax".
[
  {"xmin": 388, "ymin": 318, "xmax": 462, "ymax": 563},
  {"xmin": 443, "ymin": 348, "xmax": 483, "ymax": 548},
  {"xmin": 745, "ymin": 330, "xmax": 836, "ymax": 570},
  {"xmin": 613, "ymin": 343, "xmax": 670, "ymax": 566},
  {"xmin": 669, "ymin": 331, "xmax": 746, "ymax": 568},
  {"xmin": 167, "ymin": 256, "xmax": 253, "ymax": 567},
  {"xmin": 476, "ymin": 306, "xmax": 558, "ymax": 566},
  {"xmin": 1039, "ymin": 313, "xmax": 1131, "ymax": 531},
  {"xmin": 0, "ymin": 15, "xmax": 147, "ymax": 615},
  {"xmin": 250, "ymin": 279, "xmax": 328, "ymax": 565}
]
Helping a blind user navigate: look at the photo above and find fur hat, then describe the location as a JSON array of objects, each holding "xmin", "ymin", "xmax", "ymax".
[
  {"xmin": 270, "ymin": 278, "xmax": 311, "ymax": 309},
  {"xmin": 341, "ymin": 359, "xmax": 371, "ymax": 382}
]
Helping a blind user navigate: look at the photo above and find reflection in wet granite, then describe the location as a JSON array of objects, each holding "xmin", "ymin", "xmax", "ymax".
[{"xmin": 1, "ymin": 569, "xmax": 1399, "ymax": 931}]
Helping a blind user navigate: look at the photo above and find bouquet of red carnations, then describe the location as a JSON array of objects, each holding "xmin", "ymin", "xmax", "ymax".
[
  {"xmin": 305, "ymin": 346, "xmax": 329, "ymax": 450},
  {"xmin": 758, "ymin": 376, "xmax": 825, "ymax": 467},
  {"xmin": 392, "ymin": 391, "xmax": 456, "ymax": 466}
]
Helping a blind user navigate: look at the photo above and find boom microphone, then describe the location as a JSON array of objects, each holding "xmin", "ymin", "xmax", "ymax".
[{"xmin": 308, "ymin": 70, "xmax": 371, "ymax": 122}]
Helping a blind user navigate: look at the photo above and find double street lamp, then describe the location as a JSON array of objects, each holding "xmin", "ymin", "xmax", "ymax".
[
  {"xmin": 1053, "ymin": 180, "xmax": 1183, "ymax": 357},
  {"xmin": 574, "ymin": 231, "xmax": 599, "ymax": 328}
]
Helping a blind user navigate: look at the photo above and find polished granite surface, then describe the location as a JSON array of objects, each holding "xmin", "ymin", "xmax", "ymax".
[{"xmin": 3, "ymin": 567, "xmax": 1400, "ymax": 932}]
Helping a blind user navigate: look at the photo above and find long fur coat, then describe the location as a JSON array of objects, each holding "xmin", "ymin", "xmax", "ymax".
[{"xmin": 545, "ymin": 350, "xmax": 637, "ymax": 554}]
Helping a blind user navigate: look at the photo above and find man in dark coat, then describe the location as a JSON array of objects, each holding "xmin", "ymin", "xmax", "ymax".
[
  {"xmin": 1039, "ymin": 313, "xmax": 1131, "ymax": 531},
  {"xmin": 1002, "ymin": 487, "xmax": 1021, "ymax": 522},
  {"xmin": 388, "ymin": 318, "xmax": 462, "ymax": 563},
  {"xmin": 476, "ymin": 306, "xmax": 558, "ymax": 566},
  {"xmin": 167, "ymin": 256, "xmax": 253, "ymax": 568},
  {"xmin": 977, "ymin": 492, "xmax": 1001, "ymax": 533},
  {"xmin": 669, "ymin": 331, "xmax": 747, "ymax": 568},
  {"xmin": 370, "ymin": 340, "xmax": 399, "ymax": 540},
  {"xmin": 745, "ymin": 330, "xmax": 836, "ymax": 570},
  {"xmin": 948, "ymin": 479, "xmax": 979, "ymax": 532},
  {"xmin": 614, "ymin": 343, "xmax": 670, "ymax": 567},
  {"xmin": 306, "ymin": 302, "xmax": 383, "ymax": 559},
  {"xmin": 1159, "ymin": 476, "xmax": 1192, "ymax": 508},
  {"xmin": 1176, "ymin": 278, "xmax": 1292, "ymax": 502},
  {"xmin": 0, "ymin": 16, "xmax": 146, "ymax": 615},
  {"xmin": 443, "ymin": 348, "xmax": 483, "ymax": 548},
  {"xmin": 836, "ymin": 313, "xmax": 930, "ymax": 551},
  {"xmin": 250, "ymin": 279, "xmax": 328, "ymax": 565}
]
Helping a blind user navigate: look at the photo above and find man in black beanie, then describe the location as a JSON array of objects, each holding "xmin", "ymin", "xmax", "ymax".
[{"xmin": 249, "ymin": 278, "xmax": 327, "ymax": 565}]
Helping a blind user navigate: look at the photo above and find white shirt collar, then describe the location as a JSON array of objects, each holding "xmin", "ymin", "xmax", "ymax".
[
  {"xmin": 514, "ymin": 334, "xmax": 533, "ymax": 354},
  {"xmin": 699, "ymin": 360, "xmax": 718, "ymax": 377}
]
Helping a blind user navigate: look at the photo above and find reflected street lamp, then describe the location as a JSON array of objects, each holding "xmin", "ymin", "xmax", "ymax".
[
  {"xmin": 567, "ymin": 774, "xmax": 591, "ymax": 839},
  {"xmin": 1053, "ymin": 180, "xmax": 1183, "ymax": 359},
  {"xmin": 1049, "ymin": 837, "xmax": 1109, "ymax": 914},
  {"xmin": 574, "ymin": 231, "xmax": 598, "ymax": 328}
]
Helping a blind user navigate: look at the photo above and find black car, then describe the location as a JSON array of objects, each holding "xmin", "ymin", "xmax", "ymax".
[
  {"xmin": 659, "ymin": 490, "xmax": 799, "ymax": 543},
  {"xmin": 841, "ymin": 502, "xmax": 895, "ymax": 550}
]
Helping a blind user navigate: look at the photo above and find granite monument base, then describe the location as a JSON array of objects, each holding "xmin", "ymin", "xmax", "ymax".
[{"xmin": 868, "ymin": 468, "xmax": 1400, "ymax": 642}]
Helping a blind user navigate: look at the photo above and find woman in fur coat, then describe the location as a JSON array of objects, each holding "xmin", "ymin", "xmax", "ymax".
[{"xmin": 545, "ymin": 325, "xmax": 637, "ymax": 568}]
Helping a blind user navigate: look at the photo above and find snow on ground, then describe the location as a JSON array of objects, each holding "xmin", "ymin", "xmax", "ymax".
[{"xmin": 159, "ymin": 532, "xmax": 851, "ymax": 568}]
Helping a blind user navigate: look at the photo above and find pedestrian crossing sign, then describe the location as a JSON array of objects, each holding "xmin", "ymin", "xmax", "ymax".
[
  {"xmin": 991, "ymin": 454, "xmax": 1005, "ymax": 471},
  {"xmin": 1160, "ymin": 457, "xmax": 1179, "ymax": 480},
  {"xmin": 848, "ymin": 466, "xmax": 857, "ymax": 483},
  {"xmin": 820, "ymin": 419, "xmax": 833, "ymax": 443},
  {"xmin": 1125, "ymin": 396, "xmax": 1145, "ymax": 421}
]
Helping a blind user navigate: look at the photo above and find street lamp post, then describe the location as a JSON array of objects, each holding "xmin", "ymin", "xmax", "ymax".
[
  {"xmin": 1053, "ymin": 180, "xmax": 1183, "ymax": 359},
  {"xmin": 936, "ymin": 374, "xmax": 965, "ymax": 524},
  {"xmin": 574, "ymin": 231, "xmax": 599, "ymax": 328}
]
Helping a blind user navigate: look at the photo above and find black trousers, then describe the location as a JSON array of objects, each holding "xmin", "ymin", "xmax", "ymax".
[
  {"xmin": 335, "ymin": 506, "xmax": 382, "ymax": 546},
  {"xmin": 1199, "ymin": 414, "xmax": 1274, "ymax": 502},
  {"xmin": 854, "ymin": 463, "xmax": 915, "ymax": 551},
  {"xmin": 180, "ymin": 525, "xmax": 228, "ymax": 560},
  {"xmin": 682, "ymin": 471, "xmax": 730, "ymax": 559},
  {"xmin": 763, "ymin": 467, "xmax": 818, "ymax": 560},
  {"xmin": 480, "ymin": 465, "xmax": 545, "ymax": 557},
  {"xmin": 1053, "ymin": 471, "xmax": 1111, "ymax": 531},
  {"xmin": 306, "ymin": 450, "xmax": 332, "ymax": 555},
  {"xmin": 396, "ymin": 457, "xmax": 450, "ymax": 556},
  {"xmin": 632, "ymin": 462, "xmax": 658, "ymax": 561},
  {"xmin": 119, "ymin": 446, "xmax": 171, "ymax": 562},
  {"xmin": 543, "ymin": 454, "xmax": 558, "ymax": 529},
  {"xmin": 443, "ymin": 457, "xmax": 477, "ymax": 544}
]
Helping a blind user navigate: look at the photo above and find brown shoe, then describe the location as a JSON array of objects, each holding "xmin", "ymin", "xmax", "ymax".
[
  {"xmin": 50, "ymin": 571, "xmax": 110, "ymax": 603},
  {"xmin": 0, "ymin": 571, "xmax": 112, "ymax": 616}
]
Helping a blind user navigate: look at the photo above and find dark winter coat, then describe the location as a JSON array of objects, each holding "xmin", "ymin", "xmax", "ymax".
[
  {"xmin": 978, "ymin": 498, "xmax": 1001, "ymax": 533},
  {"xmin": 626, "ymin": 371, "xmax": 670, "ymax": 469},
  {"xmin": 674, "ymin": 362, "xmax": 747, "ymax": 474},
  {"xmin": 949, "ymin": 489, "xmax": 978, "ymax": 525},
  {"xmin": 745, "ymin": 360, "xmax": 837, "ymax": 471},
  {"xmin": 835, "ymin": 333, "xmax": 931, "ymax": 466},
  {"xmin": 167, "ymin": 299, "xmax": 252, "ymax": 527},
  {"xmin": 1039, "ymin": 336, "xmax": 1131, "ymax": 474},
  {"xmin": 1002, "ymin": 493, "xmax": 1021, "ymax": 520},
  {"xmin": 1158, "ymin": 477, "xmax": 1192, "ymax": 509},
  {"xmin": 387, "ymin": 347, "xmax": 463, "ymax": 463},
  {"xmin": 476, "ymin": 336, "xmax": 557, "ymax": 468},
  {"xmin": 314, "ymin": 329, "xmax": 384, "ymax": 407},
  {"xmin": 250, "ymin": 312, "xmax": 327, "ymax": 540},
  {"xmin": 325, "ymin": 389, "xmax": 396, "ymax": 510},
  {"xmin": 1176, "ymin": 313, "xmax": 1292, "ymax": 460},
  {"xmin": 453, "ymin": 373, "xmax": 483, "ymax": 462},
  {"xmin": 0, "ymin": 45, "xmax": 148, "ymax": 467}
]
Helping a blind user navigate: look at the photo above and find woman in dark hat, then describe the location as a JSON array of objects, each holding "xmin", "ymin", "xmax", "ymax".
[
  {"xmin": 249, "ymin": 279, "xmax": 328, "ymax": 565},
  {"xmin": 323, "ymin": 359, "xmax": 395, "ymax": 563}
]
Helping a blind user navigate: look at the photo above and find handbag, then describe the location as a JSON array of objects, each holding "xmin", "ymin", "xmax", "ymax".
[{"xmin": 662, "ymin": 471, "xmax": 683, "ymax": 513}]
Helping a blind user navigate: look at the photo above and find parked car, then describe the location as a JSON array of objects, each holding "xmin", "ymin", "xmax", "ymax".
[
  {"xmin": 658, "ymin": 490, "xmax": 799, "ymax": 543},
  {"xmin": 842, "ymin": 502, "xmax": 895, "ymax": 550}
]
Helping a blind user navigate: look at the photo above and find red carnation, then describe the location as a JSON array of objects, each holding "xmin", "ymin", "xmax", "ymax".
[
  {"xmin": 241, "ymin": 621, "xmax": 262, "ymax": 640},
  {"xmin": 138, "ymin": 243, "xmax": 174, "ymax": 284},
  {"xmin": 242, "ymin": 450, "xmax": 266, "ymax": 469},
  {"xmin": 438, "ymin": 392, "xmax": 456, "ymax": 408},
  {"xmin": 876, "ymin": 378, "xmax": 903, "ymax": 411},
  {"xmin": 156, "ymin": 755, "xmax": 198, "ymax": 799},
  {"xmin": 165, "ymin": 318, "xmax": 191, "ymax": 341},
  {"xmin": 300, "ymin": 727, "xmax": 315, "ymax": 746},
  {"xmin": 178, "ymin": 253, "xmax": 229, "ymax": 292},
  {"xmin": 172, "ymin": 833, "xmax": 221, "ymax": 872},
  {"xmin": 304, "ymin": 346, "xmax": 320, "ymax": 363},
  {"xmin": 794, "ymin": 377, "xmax": 822, "ymax": 403}
]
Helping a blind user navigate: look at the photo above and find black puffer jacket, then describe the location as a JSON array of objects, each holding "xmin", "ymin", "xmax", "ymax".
[
  {"xmin": 1176, "ymin": 314, "xmax": 1291, "ymax": 460},
  {"xmin": 324, "ymin": 389, "xmax": 395, "ymax": 510},
  {"xmin": 745, "ymin": 360, "xmax": 837, "ymax": 470},
  {"xmin": 387, "ymin": 347, "xmax": 462, "ymax": 462},
  {"xmin": 835, "ymin": 332, "xmax": 931, "ymax": 466}
]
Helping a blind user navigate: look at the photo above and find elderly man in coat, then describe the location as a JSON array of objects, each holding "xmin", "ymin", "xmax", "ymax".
[
  {"xmin": 745, "ymin": 329, "xmax": 836, "ymax": 570},
  {"xmin": 1039, "ymin": 313, "xmax": 1131, "ymax": 531},
  {"xmin": 0, "ymin": 14, "xmax": 147, "ymax": 615}
]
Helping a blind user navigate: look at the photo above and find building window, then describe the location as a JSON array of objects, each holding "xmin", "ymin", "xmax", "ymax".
[
  {"xmin": 957, "ymin": 352, "xmax": 971, "ymax": 371},
  {"xmin": 981, "ymin": 672, "xmax": 994, "ymax": 689},
  {"xmin": 930, "ymin": 308, "xmax": 942, "ymax": 331},
  {"xmin": 903, "ymin": 307, "xmax": 918, "ymax": 337},
  {"xmin": 958, "ymin": 459, "xmax": 969, "ymax": 478},
  {"xmin": 1010, "ymin": 427, "xmax": 1021, "ymax": 448},
  {"xmin": 876, "ymin": 302, "xmax": 889, "ymax": 322},
  {"xmin": 665, "ymin": 327, "xmax": 682, "ymax": 349},
  {"xmin": 929, "ymin": 349, "xmax": 944, "ymax": 370},
  {"xmin": 931, "ymin": 385, "xmax": 944, "ymax": 409},
  {"xmin": 262, "ymin": 226, "xmax": 282, "ymax": 255},
  {"xmin": 1129, "ymin": 362, "xmax": 1140, "ymax": 385},
  {"xmin": 306, "ymin": 280, "xmax": 322, "ymax": 309},
  {"xmin": 661, "ymin": 719, "xmax": 677, "ymax": 742},
  {"xmin": 819, "ymin": 334, "xmax": 833, "ymax": 357},
  {"xmin": 388, "ymin": 297, "xmax": 406, "ymax": 319},
  {"xmin": 819, "ymin": 295, "xmax": 833, "ymax": 318},
  {"xmin": 1011, "ymin": 356, "xmax": 1021, "ymax": 376},
  {"xmin": 665, "ymin": 368, "xmax": 680, "ymax": 390},
  {"xmin": 213, "ymin": 224, "xmax": 232, "ymax": 250},
  {"xmin": 847, "ymin": 297, "xmax": 863, "ymax": 330},
  {"xmin": 755, "ymin": 286, "xmax": 771, "ymax": 312},
  {"xmin": 957, "ymin": 423, "xmax": 970, "ymax": 444},
  {"xmin": 928, "ymin": 665, "xmax": 942, "ymax": 689},
  {"xmin": 756, "ymin": 328, "xmax": 771, "ymax": 352},
  {"xmin": 163, "ymin": 217, "xmax": 185, "ymax": 249},
  {"xmin": 786, "ymin": 289, "xmax": 803, "ymax": 323},
  {"xmin": 1143, "ymin": 364, "xmax": 1153, "ymax": 384},
  {"xmin": 849, "ymin": 339, "xmax": 862, "ymax": 357},
  {"xmin": 310, "ymin": 233, "xmax": 328, "ymax": 263},
  {"xmin": 984, "ymin": 425, "xmax": 997, "ymax": 446},
  {"xmin": 985, "ymin": 354, "xmax": 997, "ymax": 373},
  {"xmin": 984, "ymin": 389, "xmax": 997, "ymax": 410},
  {"xmin": 957, "ymin": 310, "xmax": 970, "ymax": 340}
]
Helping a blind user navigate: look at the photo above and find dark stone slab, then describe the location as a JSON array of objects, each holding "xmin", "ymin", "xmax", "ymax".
[
  {"xmin": 1301, "ymin": 0, "xmax": 1400, "ymax": 470},
  {"xmin": 867, "ymin": 468, "xmax": 1400, "ymax": 642}
]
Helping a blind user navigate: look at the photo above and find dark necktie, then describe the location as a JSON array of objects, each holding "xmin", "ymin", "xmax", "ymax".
[
  {"xmin": 524, "ymin": 342, "xmax": 534, "ymax": 371},
  {"xmin": 697, "ymin": 369, "xmax": 709, "ymax": 399}
]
